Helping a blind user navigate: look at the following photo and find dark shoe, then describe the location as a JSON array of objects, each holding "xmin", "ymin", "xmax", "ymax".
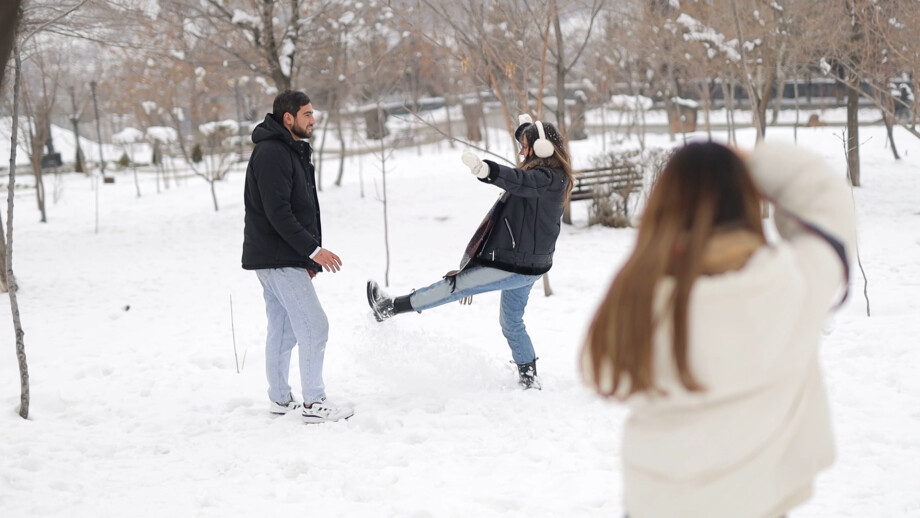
[
  {"xmin": 517, "ymin": 359, "xmax": 541, "ymax": 390},
  {"xmin": 367, "ymin": 279, "xmax": 395, "ymax": 321}
]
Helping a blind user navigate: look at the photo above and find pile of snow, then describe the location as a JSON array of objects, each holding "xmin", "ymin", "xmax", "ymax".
[{"xmin": 112, "ymin": 127, "xmax": 145, "ymax": 144}]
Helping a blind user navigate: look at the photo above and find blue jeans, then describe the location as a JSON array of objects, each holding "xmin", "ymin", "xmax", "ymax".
[
  {"xmin": 409, "ymin": 265, "xmax": 542, "ymax": 365},
  {"xmin": 256, "ymin": 267, "xmax": 328, "ymax": 404}
]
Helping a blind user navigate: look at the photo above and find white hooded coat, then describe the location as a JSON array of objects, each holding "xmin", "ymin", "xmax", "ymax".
[{"xmin": 585, "ymin": 142, "xmax": 858, "ymax": 518}]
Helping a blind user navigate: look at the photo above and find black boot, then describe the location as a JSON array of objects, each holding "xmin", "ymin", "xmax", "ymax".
[
  {"xmin": 367, "ymin": 280, "xmax": 413, "ymax": 322},
  {"xmin": 517, "ymin": 359, "xmax": 541, "ymax": 390}
]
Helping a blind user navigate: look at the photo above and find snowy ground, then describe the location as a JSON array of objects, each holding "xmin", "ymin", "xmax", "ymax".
[{"xmin": 1, "ymin": 121, "xmax": 918, "ymax": 517}]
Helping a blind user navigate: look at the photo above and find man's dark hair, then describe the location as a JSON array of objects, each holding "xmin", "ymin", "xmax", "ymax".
[{"xmin": 272, "ymin": 90, "xmax": 311, "ymax": 120}]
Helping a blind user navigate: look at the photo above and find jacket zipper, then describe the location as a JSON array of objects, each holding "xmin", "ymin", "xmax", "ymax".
[{"xmin": 504, "ymin": 218, "xmax": 516, "ymax": 249}]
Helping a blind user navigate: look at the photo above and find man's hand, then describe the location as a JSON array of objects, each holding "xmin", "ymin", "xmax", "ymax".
[{"xmin": 313, "ymin": 248, "xmax": 342, "ymax": 273}]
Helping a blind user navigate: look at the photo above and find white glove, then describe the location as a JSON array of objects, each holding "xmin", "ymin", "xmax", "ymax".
[
  {"xmin": 462, "ymin": 150, "xmax": 489, "ymax": 179},
  {"xmin": 518, "ymin": 113, "xmax": 533, "ymax": 126}
]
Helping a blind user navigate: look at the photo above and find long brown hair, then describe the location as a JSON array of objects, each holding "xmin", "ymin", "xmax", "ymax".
[
  {"xmin": 584, "ymin": 141, "xmax": 764, "ymax": 397},
  {"xmin": 518, "ymin": 121, "xmax": 575, "ymax": 201}
]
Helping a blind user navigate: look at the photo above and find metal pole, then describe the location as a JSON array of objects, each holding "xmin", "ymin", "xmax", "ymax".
[{"xmin": 90, "ymin": 81, "xmax": 104, "ymax": 234}]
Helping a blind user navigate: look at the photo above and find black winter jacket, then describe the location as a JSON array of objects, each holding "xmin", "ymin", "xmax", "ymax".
[
  {"xmin": 242, "ymin": 114, "xmax": 323, "ymax": 272},
  {"xmin": 470, "ymin": 160, "xmax": 568, "ymax": 275}
]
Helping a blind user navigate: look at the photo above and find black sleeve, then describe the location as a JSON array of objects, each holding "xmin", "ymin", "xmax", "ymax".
[{"xmin": 479, "ymin": 160, "xmax": 563, "ymax": 199}]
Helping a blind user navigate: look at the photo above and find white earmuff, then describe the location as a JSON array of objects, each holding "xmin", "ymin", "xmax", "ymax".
[{"xmin": 533, "ymin": 121, "xmax": 554, "ymax": 158}]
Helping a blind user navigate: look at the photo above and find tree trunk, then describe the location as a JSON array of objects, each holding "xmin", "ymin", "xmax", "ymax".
[
  {"xmin": 912, "ymin": 75, "xmax": 919, "ymax": 129},
  {"xmin": 461, "ymin": 101, "xmax": 483, "ymax": 142},
  {"xmin": 569, "ymin": 92, "xmax": 588, "ymax": 140},
  {"xmin": 316, "ymin": 95, "xmax": 333, "ymax": 191},
  {"xmin": 69, "ymin": 86, "xmax": 86, "ymax": 173},
  {"xmin": 884, "ymin": 114, "xmax": 900, "ymax": 160},
  {"xmin": 883, "ymin": 92, "xmax": 901, "ymax": 160},
  {"xmin": 730, "ymin": 0, "xmax": 764, "ymax": 142},
  {"xmin": 377, "ymin": 103, "xmax": 391, "ymax": 287},
  {"xmin": 846, "ymin": 81, "xmax": 861, "ymax": 186},
  {"xmin": 551, "ymin": 4, "xmax": 568, "ymax": 136},
  {"xmin": 844, "ymin": 0, "xmax": 861, "ymax": 187},
  {"xmin": 770, "ymin": 42, "xmax": 787, "ymax": 126},
  {"xmin": 0, "ymin": 209, "xmax": 7, "ymax": 293},
  {"xmin": 334, "ymin": 108, "xmax": 346, "ymax": 187},
  {"xmin": 755, "ymin": 67, "xmax": 774, "ymax": 137},
  {"xmin": 364, "ymin": 108, "xmax": 387, "ymax": 140},
  {"xmin": 29, "ymin": 128, "xmax": 48, "ymax": 223},
  {"xmin": 0, "ymin": 0, "xmax": 20, "ymax": 87},
  {"xmin": 793, "ymin": 71, "xmax": 801, "ymax": 144},
  {"xmin": 542, "ymin": 273, "xmax": 553, "ymax": 297},
  {"xmin": 725, "ymin": 79, "xmax": 737, "ymax": 146},
  {"xmin": 7, "ymin": 49, "xmax": 30, "ymax": 419},
  {"xmin": 258, "ymin": 0, "xmax": 291, "ymax": 92},
  {"xmin": 443, "ymin": 95, "xmax": 456, "ymax": 148},
  {"xmin": 210, "ymin": 179, "xmax": 219, "ymax": 212},
  {"xmin": 702, "ymin": 78, "xmax": 712, "ymax": 140}
]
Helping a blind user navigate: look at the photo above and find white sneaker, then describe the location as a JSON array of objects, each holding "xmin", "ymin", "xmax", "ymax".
[
  {"xmin": 302, "ymin": 399, "xmax": 354, "ymax": 423},
  {"xmin": 269, "ymin": 394, "xmax": 302, "ymax": 415}
]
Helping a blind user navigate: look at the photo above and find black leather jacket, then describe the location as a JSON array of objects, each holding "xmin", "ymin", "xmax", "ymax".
[
  {"xmin": 241, "ymin": 114, "xmax": 322, "ymax": 272},
  {"xmin": 470, "ymin": 160, "xmax": 568, "ymax": 275}
]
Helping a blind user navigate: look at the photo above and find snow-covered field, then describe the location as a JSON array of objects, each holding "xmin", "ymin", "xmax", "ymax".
[{"xmin": 1, "ymin": 120, "xmax": 918, "ymax": 517}]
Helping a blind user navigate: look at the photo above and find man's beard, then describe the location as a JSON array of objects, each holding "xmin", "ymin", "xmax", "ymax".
[{"xmin": 292, "ymin": 123, "xmax": 311, "ymax": 139}]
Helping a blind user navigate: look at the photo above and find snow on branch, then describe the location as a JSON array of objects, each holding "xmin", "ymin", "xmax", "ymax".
[
  {"xmin": 279, "ymin": 38, "xmax": 295, "ymax": 79},
  {"xmin": 675, "ymin": 13, "xmax": 741, "ymax": 62},
  {"xmin": 231, "ymin": 9, "xmax": 260, "ymax": 30}
]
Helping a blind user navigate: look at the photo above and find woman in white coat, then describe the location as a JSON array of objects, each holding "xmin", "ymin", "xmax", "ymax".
[{"xmin": 582, "ymin": 141, "xmax": 856, "ymax": 518}]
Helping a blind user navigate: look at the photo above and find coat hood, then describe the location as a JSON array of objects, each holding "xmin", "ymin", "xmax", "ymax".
[
  {"xmin": 251, "ymin": 113, "xmax": 295, "ymax": 146},
  {"xmin": 251, "ymin": 113, "xmax": 312, "ymax": 161}
]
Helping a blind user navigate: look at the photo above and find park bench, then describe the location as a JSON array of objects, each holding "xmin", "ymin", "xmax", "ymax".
[{"xmin": 564, "ymin": 164, "xmax": 644, "ymax": 224}]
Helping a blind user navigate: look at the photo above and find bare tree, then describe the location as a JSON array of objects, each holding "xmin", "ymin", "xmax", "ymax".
[
  {"xmin": 308, "ymin": 1, "xmax": 389, "ymax": 188},
  {"xmin": 419, "ymin": 1, "xmax": 559, "ymax": 143},
  {"xmin": 6, "ymin": 48, "xmax": 29, "ymax": 418},
  {"xmin": 0, "ymin": 0, "xmax": 23, "ymax": 293},
  {"xmin": 814, "ymin": 0, "xmax": 903, "ymax": 185},
  {"xmin": 347, "ymin": 5, "xmax": 413, "ymax": 287},
  {"xmin": 18, "ymin": 42, "xmax": 63, "ymax": 223},
  {"xmin": 0, "ymin": 0, "xmax": 23, "ymax": 292},
  {"xmin": 3, "ymin": 0, "xmax": 106, "ymax": 419},
  {"xmin": 0, "ymin": 0, "xmax": 22, "ymax": 87},
  {"xmin": 583, "ymin": 3, "xmax": 662, "ymax": 148},
  {"xmin": 545, "ymin": 0, "xmax": 604, "ymax": 137},
  {"xmin": 196, "ymin": 120, "xmax": 239, "ymax": 211},
  {"xmin": 162, "ymin": 0, "xmax": 340, "ymax": 93},
  {"xmin": 821, "ymin": 0, "xmax": 920, "ymax": 170}
]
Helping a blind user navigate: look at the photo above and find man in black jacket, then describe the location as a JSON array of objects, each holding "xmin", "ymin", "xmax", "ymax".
[{"xmin": 242, "ymin": 90, "xmax": 352, "ymax": 423}]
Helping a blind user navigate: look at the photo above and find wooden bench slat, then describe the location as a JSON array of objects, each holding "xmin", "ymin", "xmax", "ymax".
[
  {"xmin": 564, "ymin": 162, "xmax": 646, "ymax": 223},
  {"xmin": 570, "ymin": 166, "xmax": 643, "ymax": 199}
]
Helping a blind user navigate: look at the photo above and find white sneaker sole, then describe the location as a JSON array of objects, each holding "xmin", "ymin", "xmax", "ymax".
[
  {"xmin": 269, "ymin": 402, "xmax": 302, "ymax": 415},
  {"xmin": 302, "ymin": 408, "xmax": 355, "ymax": 424}
]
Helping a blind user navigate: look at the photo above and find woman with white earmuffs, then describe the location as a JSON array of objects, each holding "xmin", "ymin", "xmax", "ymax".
[{"xmin": 366, "ymin": 114, "xmax": 574, "ymax": 389}]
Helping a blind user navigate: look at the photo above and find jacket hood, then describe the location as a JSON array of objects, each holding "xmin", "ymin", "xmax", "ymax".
[{"xmin": 251, "ymin": 113, "xmax": 295, "ymax": 146}]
